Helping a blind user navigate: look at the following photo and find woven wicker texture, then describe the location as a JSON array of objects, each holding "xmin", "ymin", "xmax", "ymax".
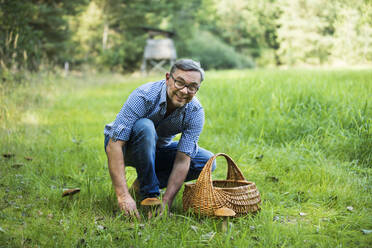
[{"xmin": 183, "ymin": 153, "xmax": 261, "ymax": 216}]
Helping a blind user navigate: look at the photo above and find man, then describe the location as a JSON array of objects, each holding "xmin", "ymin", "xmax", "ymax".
[{"xmin": 104, "ymin": 59, "xmax": 215, "ymax": 218}]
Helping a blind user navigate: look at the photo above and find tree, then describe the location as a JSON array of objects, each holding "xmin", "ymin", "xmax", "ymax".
[
  {"xmin": 276, "ymin": 0, "xmax": 372, "ymax": 66},
  {"xmin": 0, "ymin": 0, "xmax": 86, "ymax": 71}
]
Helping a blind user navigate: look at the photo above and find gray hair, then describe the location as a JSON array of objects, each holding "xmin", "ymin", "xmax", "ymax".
[{"xmin": 170, "ymin": 59, "xmax": 205, "ymax": 82}]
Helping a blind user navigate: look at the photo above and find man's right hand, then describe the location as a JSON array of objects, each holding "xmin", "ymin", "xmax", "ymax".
[
  {"xmin": 106, "ymin": 139, "xmax": 140, "ymax": 219},
  {"xmin": 118, "ymin": 194, "xmax": 140, "ymax": 219}
]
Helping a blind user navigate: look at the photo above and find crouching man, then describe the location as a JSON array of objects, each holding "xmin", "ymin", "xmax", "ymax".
[{"xmin": 104, "ymin": 59, "xmax": 215, "ymax": 218}]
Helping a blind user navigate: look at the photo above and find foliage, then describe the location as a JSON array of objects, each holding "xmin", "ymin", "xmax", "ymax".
[
  {"xmin": 330, "ymin": 1, "xmax": 372, "ymax": 65},
  {"xmin": 204, "ymin": 0, "xmax": 280, "ymax": 62},
  {"xmin": 0, "ymin": 0, "xmax": 371, "ymax": 73},
  {"xmin": 68, "ymin": 0, "xmax": 202, "ymax": 72},
  {"xmin": 0, "ymin": 0, "xmax": 86, "ymax": 71},
  {"xmin": 1, "ymin": 70, "xmax": 371, "ymax": 247},
  {"xmin": 183, "ymin": 30, "xmax": 254, "ymax": 70},
  {"xmin": 276, "ymin": 0, "xmax": 372, "ymax": 66}
]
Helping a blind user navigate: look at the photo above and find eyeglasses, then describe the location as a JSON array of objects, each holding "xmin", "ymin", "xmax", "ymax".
[{"xmin": 170, "ymin": 74, "xmax": 200, "ymax": 94}]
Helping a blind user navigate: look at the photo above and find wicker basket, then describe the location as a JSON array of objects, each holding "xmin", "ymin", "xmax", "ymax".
[{"xmin": 183, "ymin": 153, "xmax": 261, "ymax": 216}]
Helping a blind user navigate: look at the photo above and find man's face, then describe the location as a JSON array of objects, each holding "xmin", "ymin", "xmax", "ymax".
[{"xmin": 165, "ymin": 69, "xmax": 201, "ymax": 109}]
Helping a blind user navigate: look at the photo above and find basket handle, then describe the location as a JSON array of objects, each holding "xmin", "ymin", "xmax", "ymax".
[
  {"xmin": 188, "ymin": 153, "xmax": 246, "ymax": 214},
  {"xmin": 194, "ymin": 153, "xmax": 246, "ymax": 189}
]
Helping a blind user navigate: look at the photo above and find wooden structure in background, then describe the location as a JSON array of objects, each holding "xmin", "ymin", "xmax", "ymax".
[{"xmin": 141, "ymin": 27, "xmax": 177, "ymax": 73}]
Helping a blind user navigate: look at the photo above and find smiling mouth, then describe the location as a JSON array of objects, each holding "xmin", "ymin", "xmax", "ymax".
[{"xmin": 175, "ymin": 94, "xmax": 186, "ymax": 101}]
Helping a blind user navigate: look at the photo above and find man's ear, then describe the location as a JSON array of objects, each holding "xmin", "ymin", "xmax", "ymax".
[{"xmin": 165, "ymin": 73, "xmax": 171, "ymax": 86}]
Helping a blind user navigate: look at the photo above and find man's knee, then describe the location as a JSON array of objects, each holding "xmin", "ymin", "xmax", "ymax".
[
  {"xmin": 132, "ymin": 118, "xmax": 157, "ymax": 143},
  {"xmin": 205, "ymin": 150, "xmax": 216, "ymax": 171},
  {"xmin": 195, "ymin": 148, "xmax": 216, "ymax": 171},
  {"xmin": 211, "ymin": 159, "xmax": 216, "ymax": 172},
  {"xmin": 133, "ymin": 118, "xmax": 155, "ymax": 134},
  {"xmin": 185, "ymin": 150, "xmax": 215, "ymax": 182}
]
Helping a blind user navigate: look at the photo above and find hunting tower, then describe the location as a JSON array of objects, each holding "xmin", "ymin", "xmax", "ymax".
[{"xmin": 141, "ymin": 27, "xmax": 177, "ymax": 73}]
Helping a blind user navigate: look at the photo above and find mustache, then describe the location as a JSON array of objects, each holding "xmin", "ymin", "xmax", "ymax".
[{"xmin": 175, "ymin": 93, "xmax": 189, "ymax": 99}]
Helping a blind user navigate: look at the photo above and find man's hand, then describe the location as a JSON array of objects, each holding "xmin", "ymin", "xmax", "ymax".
[
  {"xmin": 106, "ymin": 139, "xmax": 141, "ymax": 219},
  {"xmin": 118, "ymin": 194, "xmax": 140, "ymax": 219}
]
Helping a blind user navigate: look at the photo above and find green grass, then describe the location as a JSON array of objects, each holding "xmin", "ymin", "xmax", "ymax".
[{"xmin": 0, "ymin": 69, "xmax": 371, "ymax": 247}]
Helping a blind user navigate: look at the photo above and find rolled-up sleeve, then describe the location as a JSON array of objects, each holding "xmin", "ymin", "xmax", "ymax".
[
  {"xmin": 110, "ymin": 89, "xmax": 148, "ymax": 141},
  {"xmin": 178, "ymin": 107, "xmax": 204, "ymax": 158}
]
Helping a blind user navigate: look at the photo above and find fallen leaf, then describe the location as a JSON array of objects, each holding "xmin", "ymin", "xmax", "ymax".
[
  {"xmin": 24, "ymin": 156, "xmax": 33, "ymax": 161},
  {"xmin": 12, "ymin": 163, "xmax": 24, "ymax": 169},
  {"xmin": 346, "ymin": 206, "xmax": 353, "ymax": 212},
  {"xmin": 23, "ymin": 238, "xmax": 32, "ymax": 244},
  {"xmin": 361, "ymin": 229, "xmax": 372, "ymax": 235},
  {"xmin": 127, "ymin": 223, "xmax": 135, "ymax": 230},
  {"xmin": 190, "ymin": 225, "xmax": 198, "ymax": 232},
  {"xmin": 201, "ymin": 231, "xmax": 216, "ymax": 241},
  {"xmin": 255, "ymin": 154, "xmax": 264, "ymax": 161},
  {"xmin": 299, "ymin": 212, "xmax": 307, "ymax": 216},
  {"xmin": 80, "ymin": 164, "xmax": 86, "ymax": 173},
  {"xmin": 95, "ymin": 216, "xmax": 104, "ymax": 222},
  {"xmin": 62, "ymin": 188, "xmax": 80, "ymax": 197},
  {"xmin": 3, "ymin": 153, "xmax": 15, "ymax": 158},
  {"xmin": 286, "ymin": 216, "xmax": 298, "ymax": 224},
  {"xmin": 97, "ymin": 225, "xmax": 106, "ymax": 231},
  {"xmin": 76, "ymin": 238, "xmax": 85, "ymax": 248},
  {"xmin": 273, "ymin": 215, "xmax": 280, "ymax": 221},
  {"xmin": 252, "ymin": 235, "xmax": 259, "ymax": 241},
  {"xmin": 143, "ymin": 235, "xmax": 150, "ymax": 243},
  {"xmin": 72, "ymin": 138, "xmax": 82, "ymax": 144},
  {"xmin": 265, "ymin": 176, "xmax": 279, "ymax": 182}
]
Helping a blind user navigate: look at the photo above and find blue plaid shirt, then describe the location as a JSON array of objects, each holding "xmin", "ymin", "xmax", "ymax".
[{"xmin": 104, "ymin": 79, "xmax": 204, "ymax": 158}]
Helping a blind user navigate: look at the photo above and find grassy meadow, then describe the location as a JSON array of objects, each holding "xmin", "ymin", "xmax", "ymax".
[{"xmin": 0, "ymin": 69, "xmax": 371, "ymax": 247}]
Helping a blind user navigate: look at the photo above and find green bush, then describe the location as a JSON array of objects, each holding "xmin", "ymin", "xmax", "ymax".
[{"xmin": 183, "ymin": 30, "xmax": 254, "ymax": 70}]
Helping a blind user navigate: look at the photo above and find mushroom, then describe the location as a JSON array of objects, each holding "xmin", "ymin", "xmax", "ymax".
[
  {"xmin": 140, "ymin": 197, "xmax": 162, "ymax": 219},
  {"xmin": 214, "ymin": 207, "xmax": 236, "ymax": 232}
]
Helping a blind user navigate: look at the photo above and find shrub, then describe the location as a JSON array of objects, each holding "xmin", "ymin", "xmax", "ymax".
[{"xmin": 182, "ymin": 30, "xmax": 254, "ymax": 70}]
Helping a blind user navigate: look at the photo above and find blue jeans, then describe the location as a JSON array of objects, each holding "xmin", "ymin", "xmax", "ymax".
[{"xmin": 105, "ymin": 118, "xmax": 216, "ymax": 199}]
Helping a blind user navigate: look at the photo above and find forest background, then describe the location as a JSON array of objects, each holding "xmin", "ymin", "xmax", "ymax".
[{"xmin": 1, "ymin": 0, "xmax": 372, "ymax": 76}]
